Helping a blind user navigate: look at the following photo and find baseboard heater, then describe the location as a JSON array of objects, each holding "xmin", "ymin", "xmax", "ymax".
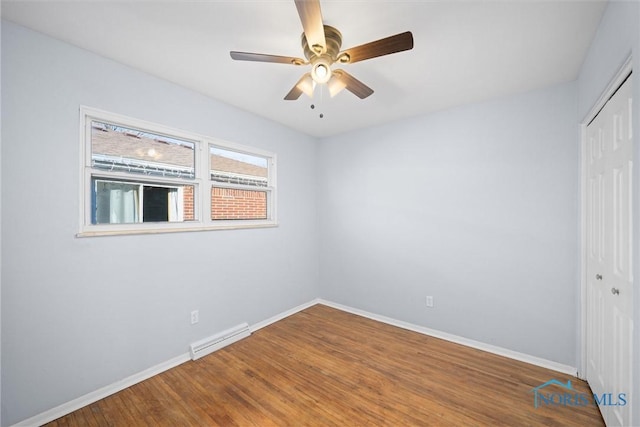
[{"xmin": 190, "ymin": 322, "xmax": 251, "ymax": 361}]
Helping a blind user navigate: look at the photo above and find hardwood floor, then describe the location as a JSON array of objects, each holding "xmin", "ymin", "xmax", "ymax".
[{"xmin": 46, "ymin": 304, "xmax": 604, "ymax": 426}]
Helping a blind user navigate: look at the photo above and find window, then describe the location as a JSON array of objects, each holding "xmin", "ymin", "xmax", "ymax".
[
  {"xmin": 80, "ymin": 107, "xmax": 276, "ymax": 236},
  {"xmin": 210, "ymin": 146, "xmax": 269, "ymax": 220}
]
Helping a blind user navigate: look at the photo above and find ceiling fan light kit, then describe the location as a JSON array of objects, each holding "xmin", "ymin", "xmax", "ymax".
[
  {"xmin": 298, "ymin": 74, "xmax": 315, "ymax": 98},
  {"xmin": 230, "ymin": 0, "xmax": 413, "ymax": 101},
  {"xmin": 311, "ymin": 56, "xmax": 332, "ymax": 84},
  {"xmin": 327, "ymin": 74, "xmax": 347, "ymax": 98}
]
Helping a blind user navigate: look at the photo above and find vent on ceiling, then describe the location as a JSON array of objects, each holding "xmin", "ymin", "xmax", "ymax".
[{"xmin": 190, "ymin": 322, "xmax": 251, "ymax": 361}]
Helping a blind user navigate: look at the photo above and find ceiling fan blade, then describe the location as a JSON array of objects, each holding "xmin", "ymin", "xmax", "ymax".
[
  {"xmin": 230, "ymin": 51, "xmax": 306, "ymax": 65},
  {"xmin": 294, "ymin": 0, "xmax": 326, "ymax": 54},
  {"xmin": 285, "ymin": 73, "xmax": 315, "ymax": 100},
  {"xmin": 338, "ymin": 31, "xmax": 414, "ymax": 64},
  {"xmin": 284, "ymin": 86, "xmax": 303, "ymax": 101},
  {"xmin": 333, "ymin": 70, "xmax": 374, "ymax": 99}
]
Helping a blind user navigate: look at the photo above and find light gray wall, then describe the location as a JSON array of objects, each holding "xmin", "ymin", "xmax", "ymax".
[
  {"xmin": 1, "ymin": 21, "xmax": 319, "ymax": 426},
  {"xmin": 0, "ymin": 13, "xmax": 3, "ymax": 427},
  {"xmin": 318, "ymin": 82, "xmax": 580, "ymax": 366},
  {"xmin": 577, "ymin": 1, "xmax": 640, "ymax": 422}
]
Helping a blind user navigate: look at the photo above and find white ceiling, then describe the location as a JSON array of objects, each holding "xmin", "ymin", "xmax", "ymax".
[{"xmin": 2, "ymin": 0, "xmax": 607, "ymax": 138}]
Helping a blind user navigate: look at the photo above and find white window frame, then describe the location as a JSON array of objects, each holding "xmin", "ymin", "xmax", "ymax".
[{"xmin": 78, "ymin": 106, "xmax": 277, "ymax": 237}]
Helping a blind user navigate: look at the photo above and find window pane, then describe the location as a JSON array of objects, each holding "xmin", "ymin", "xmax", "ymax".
[
  {"xmin": 94, "ymin": 181, "xmax": 140, "ymax": 224},
  {"xmin": 210, "ymin": 146, "xmax": 268, "ymax": 188},
  {"xmin": 211, "ymin": 187, "xmax": 267, "ymax": 220},
  {"xmin": 92, "ymin": 179, "xmax": 195, "ymax": 224},
  {"xmin": 91, "ymin": 121, "xmax": 195, "ymax": 179}
]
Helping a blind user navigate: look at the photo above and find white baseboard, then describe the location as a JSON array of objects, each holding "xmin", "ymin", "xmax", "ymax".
[
  {"xmin": 12, "ymin": 352, "xmax": 191, "ymax": 427},
  {"xmin": 251, "ymin": 298, "xmax": 320, "ymax": 332},
  {"xmin": 13, "ymin": 297, "xmax": 576, "ymax": 426},
  {"xmin": 318, "ymin": 299, "xmax": 577, "ymax": 376}
]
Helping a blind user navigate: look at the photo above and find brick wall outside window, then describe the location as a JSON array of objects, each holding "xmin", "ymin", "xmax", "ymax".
[
  {"xmin": 211, "ymin": 187, "xmax": 267, "ymax": 220},
  {"xmin": 183, "ymin": 186, "xmax": 195, "ymax": 221}
]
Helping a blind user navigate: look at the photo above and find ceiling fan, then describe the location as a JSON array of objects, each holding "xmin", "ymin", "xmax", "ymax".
[{"xmin": 230, "ymin": 0, "xmax": 414, "ymax": 100}]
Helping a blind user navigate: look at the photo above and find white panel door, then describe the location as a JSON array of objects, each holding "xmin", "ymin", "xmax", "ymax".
[
  {"xmin": 586, "ymin": 105, "xmax": 608, "ymax": 414},
  {"xmin": 586, "ymin": 75, "xmax": 633, "ymax": 427}
]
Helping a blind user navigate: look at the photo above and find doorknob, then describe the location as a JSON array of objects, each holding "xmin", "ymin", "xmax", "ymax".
[
  {"xmin": 596, "ymin": 274, "xmax": 603, "ymax": 280},
  {"xmin": 611, "ymin": 288, "xmax": 620, "ymax": 295}
]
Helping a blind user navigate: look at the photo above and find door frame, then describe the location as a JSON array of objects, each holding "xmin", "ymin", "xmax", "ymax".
[{"xmin": 579, "ymin": 55, "xmax": 633, "ymax": 379}]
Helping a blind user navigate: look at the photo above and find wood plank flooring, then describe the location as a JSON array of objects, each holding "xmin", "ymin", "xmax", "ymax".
[{"xmin": 46, "ymin": 304, "xmax": 604, "ymax": 426}]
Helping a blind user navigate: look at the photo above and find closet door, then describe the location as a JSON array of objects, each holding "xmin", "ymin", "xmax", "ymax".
[{"xmin": 585, "ymin": 75, "xmax": 633, "ymax": 427}]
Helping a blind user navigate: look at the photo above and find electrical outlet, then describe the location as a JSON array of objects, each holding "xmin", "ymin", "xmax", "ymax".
[
  {"xmin": 190, "ymin": 310, "xmax": 199, "ymax": 325},
  {"xmin": 426, "ymin": 296, "xmax": 434, "ymax": 308}
]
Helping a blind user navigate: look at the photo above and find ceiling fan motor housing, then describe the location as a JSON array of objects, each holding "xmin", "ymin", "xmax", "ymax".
[{"xmin": 302, "ymin": 25, "xmax": 343, "ymax": 62}]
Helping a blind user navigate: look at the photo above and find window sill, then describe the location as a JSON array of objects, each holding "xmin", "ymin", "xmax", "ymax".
[{"xmin": 76, "ymin": 221, "xmax": 278, "ymax": 238}]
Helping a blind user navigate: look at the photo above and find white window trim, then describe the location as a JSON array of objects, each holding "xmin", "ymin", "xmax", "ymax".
[{"xmin": 78, "ymin": 106, "xmax": 277, "ymax": 237}]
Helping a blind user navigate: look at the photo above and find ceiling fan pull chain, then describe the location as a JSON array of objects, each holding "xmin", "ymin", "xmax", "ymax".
[{"xmin": 319, "ymin": 85, "xmax": 325, "ymax": 118}]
